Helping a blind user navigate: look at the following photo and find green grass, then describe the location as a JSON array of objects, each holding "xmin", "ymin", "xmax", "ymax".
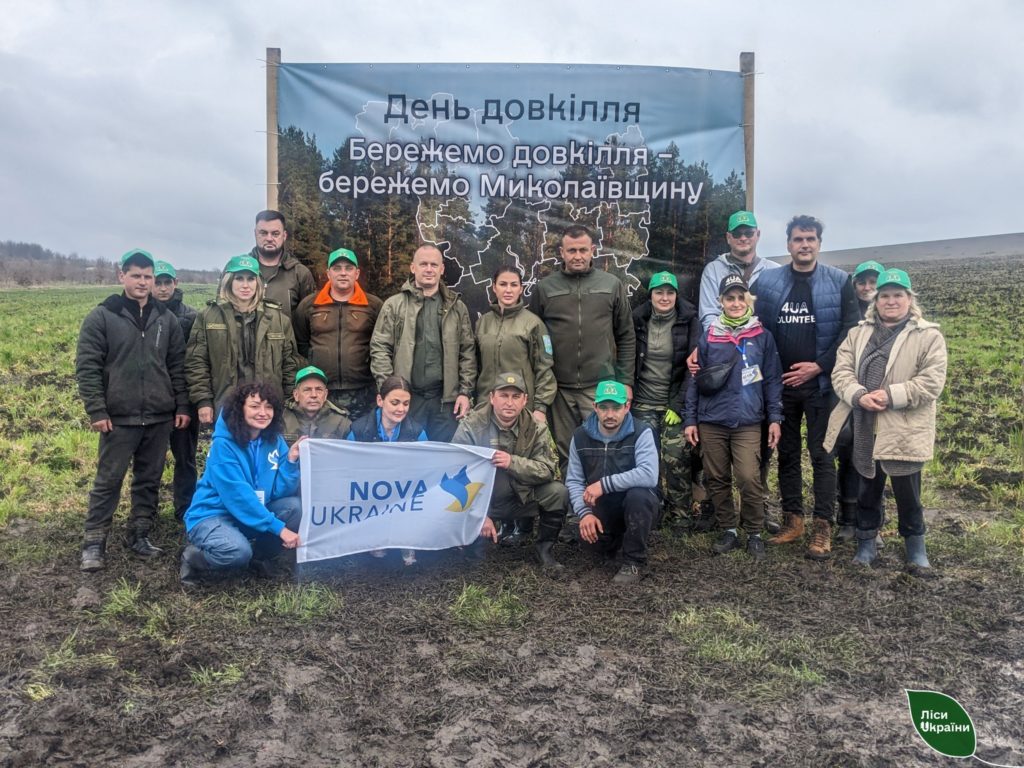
[
  {"xmin": 188, "ymin": 662, "xmax": 244, "ymax": 689},
  {"xmin": 450, "ymin": 583, "xmax": 527, "ymax": 629},
  {"xmin": 667, "ymin": 606, "xmax": 866, "ymax": 701}
]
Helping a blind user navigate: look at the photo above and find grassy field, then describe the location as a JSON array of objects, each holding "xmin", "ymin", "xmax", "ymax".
[{"xmin": 0, "ymin": 262, "xmax": 1021, "ymax": 767}]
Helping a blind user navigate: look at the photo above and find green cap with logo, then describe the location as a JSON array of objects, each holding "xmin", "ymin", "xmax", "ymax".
[
  {"xmin": 648, "ymin": 271, "xmax": 678, "ymax": 291},
  {"xmin": 494, "ymin": 371, "xmax": 527, "ymax": 392},
  {"xmin": 876, "ymin": 268, "xmax": 912, "ymax": 292},
  {"xmin": 119, "ymin": 249, "xmax": 155, "ymax": 269},
  {"xmin": 224, "ymin": 254, "xmax": 261, "ymax": 274},
  {"xmin": 852, "ymin": 260, "xmax": 884, "ymax": 280},
  {"xmin": 294, "ymin": 365, "xmax": 328, "ymax": 385},
  {"xmin": 727, "ymin": 211, "xmax": 757, "ymax": 231},
  {"xmin": 153, "ymin": 260, "xmax": 177, "ymax": 279},
  {"xmin": 328, "ymin": 248, "xmax": 359, "ymax": 268},
  {"xmin": 594, "ymin": 380, "xmax": 628, "ymax": 405}
]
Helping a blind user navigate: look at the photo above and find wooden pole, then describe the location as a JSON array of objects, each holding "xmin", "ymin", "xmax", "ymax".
[
  {"xmin": 266, "ymin": 47, "xmax": 281, "ymax": 211},
  {"xmin": 740, "ymin": 51, "xmax": 755, "ymax": 212}
]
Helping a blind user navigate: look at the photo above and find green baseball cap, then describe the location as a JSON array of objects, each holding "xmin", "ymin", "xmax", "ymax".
[
  {"xmin": 153, "ymin": 260, "xmax": 177, "ymax": 279},
  {"xmin": 328, "ymin": 248, "xmax": 359, "ymax": 268},
  {"xmin": 727, "ymin": 211, "xmax": 758, "ymax": 231},
  {"xmin": 594, "ymin": 380, "xmax": 628, "ymax": 405},
  {"xmin": 120, "ymin": 249, "xmax": 155, "ymax": 269},
  {"xmin": 494, "ymin": 372, "xmax": 527, "ymax": 392},
  {"xmin": 852, "ymin": 260, "xmax": 884, "ymax": 280},
  {"xmin": 648, "ymin": 271, "xmax": 678, "ymax": 291},
  {"xmin": 224, "ymin": 255, "xmax": 260, "ymax": 274},
  {"xmin": 294, "ymin": 366, "xmax": 328, "ymax": 385},
  {"xmin": 876, "ymin": 268, "xmax": 912, "ymax": 292}
]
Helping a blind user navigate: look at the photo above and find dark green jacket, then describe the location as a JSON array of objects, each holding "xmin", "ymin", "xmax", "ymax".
[
  {"xmin": 475, "ymin": 301, "xmax": 556, "ymax": 413},
  {"xmin": 282, "ymin": 400, "xmax": 352, "ymax": 442},
  {"xmin": 369, "ymin": 280, "xmax": 476, "ymax": 403},
  {"xmin": 529, "ymin": 267, "xmax": 636, "ymax": 388},
  {"xmin": 452, "ymin": 405, "xmax": 558, "ymax": 504},
  {"xmin": 185, "ymin": 300, "xmax": 297, "ymax": 411},
  {"xmin": 76, "ymin": 294, "xmax": 188, "ymax": 426},
  {"xmin": 249, "ymin": 247, "xmax": 317, "ymax": 323}
]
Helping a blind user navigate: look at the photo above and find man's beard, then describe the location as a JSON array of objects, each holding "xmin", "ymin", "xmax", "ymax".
[{"xmin": 258, "ymin": 243, "xmax": 283, "ymax": 260}]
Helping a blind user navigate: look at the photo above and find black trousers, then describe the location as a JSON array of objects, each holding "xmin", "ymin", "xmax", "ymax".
[
  {"xmin": 169, "ymin": 410, "xmax": 199, "ymax": 519},
  {"xmin": 85, "ymin": 421, "xmax": 174, "ymax": 542},
  {"xmin": 489, "ymin": 473, "xmax": 567, "ymax": 543},
  {"xmin": 581, "ymin": 487, "xmax": 660, "ymax": 565},
  {"xmin": 778, "ymin": 387, "xmax": 836, "ymax": 521},
  {"xmin": 857, "ymin": 464, "xmax": 925, "ymax": 537}
]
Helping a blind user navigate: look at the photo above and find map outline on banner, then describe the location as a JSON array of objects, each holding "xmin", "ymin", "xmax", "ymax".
[{"xmin": 276, "ymin": 62, "xmax": 747, "ymax": 317}]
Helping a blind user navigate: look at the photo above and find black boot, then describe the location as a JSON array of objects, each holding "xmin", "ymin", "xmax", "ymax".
[
  {"xmin": 535, "ymin": 512, "xmax": 564, "ymax": 570},
  {"xmin": 837, "ymin": 502, "xmax": 857, "ymax": 543},
  {"xmin": 180, "ymin": 544, "xmax": 208, "ymax": 587}
]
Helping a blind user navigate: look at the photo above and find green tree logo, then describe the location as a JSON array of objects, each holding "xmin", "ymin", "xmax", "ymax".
[{"xmin": 905, "ymin": 690, "xmax": 1020, "ymax": 766}]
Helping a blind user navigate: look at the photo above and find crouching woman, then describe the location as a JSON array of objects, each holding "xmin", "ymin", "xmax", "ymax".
[
  {"xmin": 824, "ymin": 269, "xmax": 947, "ymax": 572},
  {"xmin": 180, "ymin": 381, "xmax": 305, "ymax": 584}
]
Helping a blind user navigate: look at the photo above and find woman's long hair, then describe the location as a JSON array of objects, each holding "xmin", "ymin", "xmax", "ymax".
[
  {"xmin": 221, "ymin": 381, "xmax": 284, "ymax": 445},
  {"xmin": 218, "ymin": 270, "xmax": 266, "ymax": 314}
]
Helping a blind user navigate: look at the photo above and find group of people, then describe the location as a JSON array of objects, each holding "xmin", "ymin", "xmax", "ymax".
[{"xmin": 75, "ymin": 207, "xmax": 947, "ymax": 587}]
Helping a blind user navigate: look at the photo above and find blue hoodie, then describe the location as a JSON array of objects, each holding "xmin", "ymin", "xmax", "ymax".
[{"xmin": 183, "ymin": 414, "xmax": 300, "ymax": 535}]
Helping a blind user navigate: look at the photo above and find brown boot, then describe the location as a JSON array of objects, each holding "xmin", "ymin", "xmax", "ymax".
[
  {"xmin": 769, "ymin": 513, "xmax": 805, "ymax": 545},
  {"xmin": 805, "ymin": 518, "xmax": 833, "ymax": 560}
]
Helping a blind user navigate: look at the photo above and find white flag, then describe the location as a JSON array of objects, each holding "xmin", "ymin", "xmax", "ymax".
[{"xmin": 297, "ymin": 440, "xmax": 496, "ymax": 563}]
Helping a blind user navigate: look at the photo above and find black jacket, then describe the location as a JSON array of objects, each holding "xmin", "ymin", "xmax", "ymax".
[
  {"xmin": 632, "ymin": 295, "xmax": 701, "ymax": 414},
  {"xmin": 76, "ymin": 295, "xmax": 188, "ymax": 426},
  {"xmin": 163, "ymin": 288, "xmax": 198, "ymax": 343}
]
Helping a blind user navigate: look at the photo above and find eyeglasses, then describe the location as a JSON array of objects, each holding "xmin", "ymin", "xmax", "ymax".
[{"xmin": 730, "ymin": 227, "xmax": 757, "ymax": 239}]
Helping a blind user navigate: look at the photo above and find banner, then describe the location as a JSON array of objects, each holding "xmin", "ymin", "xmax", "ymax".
[
  {"xmin": 276, "ymin": 62, "xmax": 746, "ymax": 314},
  {"xmin": 297, "ymin": 440, "xmax": 497, "ymax": 563}
]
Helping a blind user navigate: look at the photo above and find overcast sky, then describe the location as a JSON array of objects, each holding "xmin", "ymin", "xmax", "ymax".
[{"xmin": 2, "ymin": 0, "xmax": 1021, "ymax": 270}]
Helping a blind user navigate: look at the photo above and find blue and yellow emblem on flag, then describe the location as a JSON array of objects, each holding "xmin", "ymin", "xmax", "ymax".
[{"xmin": 441, "ymin": 466, "xmax": 485, "ymax": 512}]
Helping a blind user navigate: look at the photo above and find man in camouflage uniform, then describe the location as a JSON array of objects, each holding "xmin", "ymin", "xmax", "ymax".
[{"xmin": 282, "ymin": 366, "xmax": 352, "ymax": 442}]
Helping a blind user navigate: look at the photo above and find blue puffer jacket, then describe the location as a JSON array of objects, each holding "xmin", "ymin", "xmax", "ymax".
[
  {"xmin": 754, "ymin": 263, "xmax": 851, "ymax": 393},
  {"xmin": 184, "ymin": 414, "xmax": 300, "ymax": 535},
  {"xmin": 683, "ymin": 317, "xmax": 783, "ymax": 429}
]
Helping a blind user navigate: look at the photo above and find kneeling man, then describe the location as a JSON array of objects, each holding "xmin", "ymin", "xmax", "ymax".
[
  {"xmin": 567, "ymin": 380, "xmax": 660, "ymax": 585},
  {"xmin": 283, "ymin": 366, "xmax": 352, "ymax": 441},
  {"xmin": 453, "ymin": 373, "xmax": 566, "ymax": 569}
]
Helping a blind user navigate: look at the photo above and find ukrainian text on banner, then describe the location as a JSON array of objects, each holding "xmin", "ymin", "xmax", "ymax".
[
  {"xmin": 276, "ymin": 62, "xmax": 746, "ymax": 314},
  {"xmin": 297, "ymin": 440, "xmax": 496, "ymax": 563}
]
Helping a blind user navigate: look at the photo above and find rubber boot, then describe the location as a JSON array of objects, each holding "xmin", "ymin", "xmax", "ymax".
[
  {"xmin": 535, "ymin": 513, "xmax": 565, "ymax": 570},
  {"xmin": 836, "ymin": 502, "xmax": 857, "ymax": 543},
  {"xmin": 904, "ymin": 535, "xmax": 931, "ymax": 572},
  {"xmin": 180, "ymin": 544, "xmax": 209, "ymax": 587},
  {"xmin": 852, "ymin": 529, "xmax": 878, "ymax": 566}
]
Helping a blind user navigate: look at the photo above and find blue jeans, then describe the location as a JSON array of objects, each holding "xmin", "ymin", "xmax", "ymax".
[{"xmin": 187, "ymin": 496, "xmax": 301, "ymax": 571}]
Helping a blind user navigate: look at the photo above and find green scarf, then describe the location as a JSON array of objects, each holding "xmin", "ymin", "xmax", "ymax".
[{"xmin": 720, "ymin": 307, "xmax": 753, "ymax": 328}]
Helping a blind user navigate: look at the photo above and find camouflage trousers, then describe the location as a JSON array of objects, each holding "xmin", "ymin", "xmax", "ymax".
[
  {"xmin": 631, "ymin": 403, "xmax": 694, "ymax": 521},
  {"xmin": 328, "ymin": 384, "xmax": 376, "ymax": 422}
]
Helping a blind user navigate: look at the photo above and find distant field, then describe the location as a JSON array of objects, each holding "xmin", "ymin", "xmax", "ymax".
[
  {"xmin": 769, "ymin": 231, "xmax": 1024, "ymax": 268},
  {"xmin": 0, "ymin": 269, "xmax": 1021, "ymax": 767}
]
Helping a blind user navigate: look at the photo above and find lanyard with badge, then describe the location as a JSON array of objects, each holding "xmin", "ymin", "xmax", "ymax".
[{"xmin": 735, "ymin": 340, "xmax": 763, "ymax": 386}]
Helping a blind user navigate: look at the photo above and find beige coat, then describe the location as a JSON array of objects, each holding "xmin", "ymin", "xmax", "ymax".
[{"xmin": 824, "ymin": 318, "xmax": 947, "ymax": 462}]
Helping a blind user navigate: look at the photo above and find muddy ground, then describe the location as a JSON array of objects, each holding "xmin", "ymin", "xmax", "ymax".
[
  {"xmin": 1, "ymin": 255, "xmax": 1023, "ymax": 766},
  {"xmin": 0, "ymin": 499, "xmax": 1021, "ymax": 768}
]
